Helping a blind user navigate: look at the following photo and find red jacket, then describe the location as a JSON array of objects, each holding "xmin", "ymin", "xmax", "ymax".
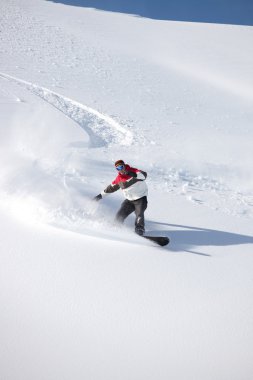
[{"xmin": 102, "ymin": 164, "xmax": 148, "ymax": 201}]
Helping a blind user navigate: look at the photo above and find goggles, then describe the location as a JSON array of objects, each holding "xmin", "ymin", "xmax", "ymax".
[{"xmin": 116, "ymin": 164, "xmax": 124, "ymax": 171}]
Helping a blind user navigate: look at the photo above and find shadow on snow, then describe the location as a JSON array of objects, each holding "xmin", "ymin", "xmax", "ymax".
[{"xmin": 148, "ymin": 221, "xmax": 253, "ymax": 256}]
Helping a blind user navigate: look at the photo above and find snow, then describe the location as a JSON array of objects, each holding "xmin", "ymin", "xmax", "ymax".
[{"xmin": 0, "ymin": 1, "xmax": 253, "ymax": 379}]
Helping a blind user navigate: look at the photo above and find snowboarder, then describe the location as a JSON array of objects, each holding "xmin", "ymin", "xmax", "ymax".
[{"xmin": 93, "ymin": 160, "xmax": 148, "ymax": 235}]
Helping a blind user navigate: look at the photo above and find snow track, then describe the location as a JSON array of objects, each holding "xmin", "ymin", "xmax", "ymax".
[
  {"xmin": 0, "ymin": 73, "xmax": 252, "ymax": 221},
  {"xmin": 1, "ymin": 3, "xmax": 253, "ymax": 380},
  {"xmin": 0, "ymin": 72, "xmax": 133, "ymax": 148}
]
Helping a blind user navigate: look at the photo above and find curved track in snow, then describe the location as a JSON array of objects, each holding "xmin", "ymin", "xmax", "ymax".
[
  {"xmin": 1, "ymin": 72, "xmax": 252, "ymax": 221},
  {"xmin": 0, "ymin": 72, "xmax": 133, "ymax": 148}
]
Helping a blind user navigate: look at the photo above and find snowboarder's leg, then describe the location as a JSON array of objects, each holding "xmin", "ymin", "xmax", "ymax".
[
  {"xmin": 115, "ymin": 199, "xmax": 135, "ymax": 224},
  {"xmin": 133, "ymin": 196, "xmax": 148, "ymax": 235}
]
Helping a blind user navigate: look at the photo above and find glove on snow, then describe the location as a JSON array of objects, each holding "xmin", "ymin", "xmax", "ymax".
[{"xmin": 93, "ymin": 194, "xmax": 102, "ymax": 201}]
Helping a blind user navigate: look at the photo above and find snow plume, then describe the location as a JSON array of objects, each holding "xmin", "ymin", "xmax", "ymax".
[
  {"xmin": 0, "ymin": 74, "xmax": 117, "ymax": 227},
  {"xmin": 0, "ymin": 142, "xmax": 109, "ymax": 229},
  {"xmin": 1, "ymin": 2, "xmax": 253, "ymax": 379}
]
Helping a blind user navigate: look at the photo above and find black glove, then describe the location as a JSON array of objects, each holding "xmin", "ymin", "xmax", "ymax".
[{"xmin": 93, "ymin": 194, "xmax": 102, "ymax": 201}]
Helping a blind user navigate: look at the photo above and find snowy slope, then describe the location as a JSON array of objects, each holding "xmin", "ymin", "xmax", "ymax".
[{"xmin": 0, "ymin": 1, "xmax": 253, "ymax": 379}]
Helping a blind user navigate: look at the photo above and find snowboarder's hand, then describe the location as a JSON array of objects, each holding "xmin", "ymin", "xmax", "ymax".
[{"xmin": 93, "ymin": 194, "xmax": 102, "ymax": 201}]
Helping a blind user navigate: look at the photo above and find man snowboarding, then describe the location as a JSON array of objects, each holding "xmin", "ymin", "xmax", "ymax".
[{"xmin": 93, "ymin": 160, "xmax": 148, "ymax": 235}]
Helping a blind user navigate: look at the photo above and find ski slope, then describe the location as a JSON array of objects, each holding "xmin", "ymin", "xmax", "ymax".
[{"xmin": 0, "ymin": 1, "xmax": 253, "ymax": 379}]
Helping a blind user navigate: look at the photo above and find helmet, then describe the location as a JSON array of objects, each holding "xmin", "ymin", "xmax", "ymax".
[{"xmin": 114, "ymin": 159, "xmax": 125, "ymax": 167}]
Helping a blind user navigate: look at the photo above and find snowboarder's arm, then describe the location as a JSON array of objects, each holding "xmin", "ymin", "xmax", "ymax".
[
  {"xmin": 125, "ymin": 170, "xmax": 137, "ymax": 178},
  {"xmin": 124, "ymin": 169, "xmax": 147, "ymax": 180},
  {"xmin": 102, "ymin": 183, "xmax": 120, "ymax": 195},
  {"xmin": 119, "ymin": 170, "xmax": 147, "ymax": 189},
  {"xmin": 127, "ymin": 169, "xmax": 147, "ymax": 181},
  {"xmin": 93, "ymin": 183, "xmax": 120, "ymax": 201},
  {"xmin": 138, "ymin": 170, "xmax": 147, "ymax": 179}
]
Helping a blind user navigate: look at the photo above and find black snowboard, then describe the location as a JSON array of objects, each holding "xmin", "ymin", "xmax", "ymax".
[{"xmin": 143, "ymin": 235, "xmax": 170, "ymax": 246}]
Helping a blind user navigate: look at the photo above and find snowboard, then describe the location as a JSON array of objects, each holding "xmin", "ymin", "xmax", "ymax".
[{"xmin": 143, "ymin": 235, "xmax": 170, "ymax": 246}]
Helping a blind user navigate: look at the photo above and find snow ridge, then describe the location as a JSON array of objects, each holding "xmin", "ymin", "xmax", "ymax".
[
  {"xmin": 0, "ymin": 72, "xmax": 133, "ymax": 147},
  {"xmin": 1, "ymin": 72, "xmax": 252, "ymax": 221}
]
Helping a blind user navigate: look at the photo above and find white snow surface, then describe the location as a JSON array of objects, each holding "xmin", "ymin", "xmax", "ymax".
[{"xmin": 0, "ymin": 1, "xmax": 253, "ymax": 379}]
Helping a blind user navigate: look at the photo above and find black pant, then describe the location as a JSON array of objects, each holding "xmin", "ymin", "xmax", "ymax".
[{"xmin": 115, "ymin": 196, "xmax": 148, "ymax": 232}]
